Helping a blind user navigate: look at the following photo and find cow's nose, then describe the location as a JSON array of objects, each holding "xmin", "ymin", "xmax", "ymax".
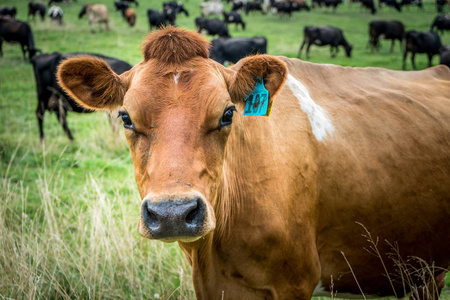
[{"xmin": 141, "ymin": 197, "xmax": 206, "ymax": 240}]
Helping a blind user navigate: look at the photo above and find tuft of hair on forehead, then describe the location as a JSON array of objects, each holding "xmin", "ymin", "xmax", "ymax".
[{"xmin": 142, "ymin": 27, "xmax": 210, "ymax": 65}]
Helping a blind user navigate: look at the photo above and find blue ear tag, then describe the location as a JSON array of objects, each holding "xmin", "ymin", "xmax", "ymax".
[{"xmin": 243, "ymin": 77, "xmax": 271, "ymax": 117}]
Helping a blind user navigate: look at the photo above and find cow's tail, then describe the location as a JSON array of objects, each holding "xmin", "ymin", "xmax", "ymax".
[{"xmin": 26, "ymin": 24, "xmax": 38, "ymax": 60}]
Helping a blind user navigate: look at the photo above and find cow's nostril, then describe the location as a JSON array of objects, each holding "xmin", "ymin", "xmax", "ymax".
[
  {"xmin": 186, "ymin": 205, "xmax": 199, "ymax": 225},
  {"xmin": 143, "ymin": 201, "xmax": 160, "ymax": 230},
  {"xmin": 185, "ymin": 198, "xmax": 204, "ymax": 226}
]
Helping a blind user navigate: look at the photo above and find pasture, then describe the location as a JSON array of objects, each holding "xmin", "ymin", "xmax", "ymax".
[{"xmin": 0, "ymin": 0, "xmax": 449, "ymax": 298}]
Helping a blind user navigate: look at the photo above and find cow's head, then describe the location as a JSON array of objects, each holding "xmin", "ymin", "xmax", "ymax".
[{"xmin": 57, "ymin": 28, "xmax": 287, "ymax": 243}]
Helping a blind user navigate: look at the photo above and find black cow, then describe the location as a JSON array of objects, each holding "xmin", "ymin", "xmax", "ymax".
[
  {"xmin": 436, "ymin": 0, "xmax": 448, "ymax": 12},
  {"xmin": 361, "ymin": 0, "xmax": 377, "ymax": 13},
  {"xmin": 195, "ymin": 17, "xmax": 230, "ymax": 37},
  {"xmin": 369, "ymin": 20, "xmax": 404, "ymax": 52},
  {"xmin": 440, "ymin": 45, "xmax": 450, "ymax": 67},
  {"xmin": 31, "ymin": 52, "xmax": 132, "ymax": 141},
  {"xmin": 298, "ymin": 26, "xmax": 352, "ymax": 58},
  {"xmin": 28, "ymin": 3, "xmax": 46, "ymax": 21},
  {"xmin": 312, "ymin": 0, "xmax": 343, "ymax": 12},
  {"xmin": 272, "ymin": 0, "xmax": 310, "ymax": 16},
  {"xmin": 147, "ymin": 9, "xmax": 167, "ymax": 31},
  {"xmin": 400, "ymin": 0, "xmax": 423, "ymax": 9},
  {"xmin": 245, "ymin": 1, "xmax": 265, "ymax": 15},
  {"xmin": 0, "ymin": 7, "xmax": 17, "ymax": 18},
  {"xmin": 430, "ymin": 14, "xmax": 450, "ymax": 35},
  {"xmin": 231, "ymin": 0, "xmax": 245, "ymax": 11},
  {"xmin": 379, "ymin": 0, "xmax": 402, "ymax": 11},
  {"xmin": 403, "ymin": 30, "xmax": 442, "ymax": 69},
  {"xmin": 120, "ymin": 0, "xmax": 139, "ymax": 6},
  {"xmin": 114, "ymin": 1, "xmax": 130, "ymax": 11},
  {"xmin": 210, "ymin": 36, "xmax": 267, "ymax": 64},
  {"xmin": 0, "ymin": 16, "xmax": 38, "ymax": 61},
  {"xmin": 163, "ymin": 2, "xmax": 189, "ymax": 26},
  {"xmin": 223, "ymin": 11, "xmax": 245, "ymax": 30}
]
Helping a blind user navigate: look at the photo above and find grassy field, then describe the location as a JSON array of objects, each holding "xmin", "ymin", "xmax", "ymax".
[{"xmin": 0, "ymin": 0, "xmax": 449, "ymax": 299}]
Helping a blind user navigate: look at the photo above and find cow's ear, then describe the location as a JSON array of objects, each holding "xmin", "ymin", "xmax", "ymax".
[
  {"xmin": 228, "ymin": 55, "xmax": 287, "ymax": 112},
  {"xmin": 57, "ymin": 57, "xmax": 129, "ymax": 111}
]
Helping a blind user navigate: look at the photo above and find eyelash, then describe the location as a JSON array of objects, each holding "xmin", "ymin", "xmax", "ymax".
[{"xmin": 118, "ymin": 111, "xmax": 134, "ymax": 130}]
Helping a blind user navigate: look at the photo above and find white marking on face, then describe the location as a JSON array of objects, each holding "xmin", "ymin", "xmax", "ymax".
[
  {"xmin": 286, "ymin": 74, "xmax": 335, "ymax": 142},
  {"xmin": 174, "ymin": 73, "xmax": 181, "ymax": 84}
]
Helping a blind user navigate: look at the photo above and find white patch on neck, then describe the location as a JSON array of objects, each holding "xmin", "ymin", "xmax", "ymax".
[
  {"xmin": 286, "ymin": 74, "xmax": 335, "ymax": 142},
  {"xmin": 174, "ymin": 73, "xmax": 181, "ymax": 84}
]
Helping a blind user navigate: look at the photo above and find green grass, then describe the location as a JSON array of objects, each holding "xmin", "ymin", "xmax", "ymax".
[{"xmin": 0, "ymin": 0, "xmax": 449, "ymax": 299}]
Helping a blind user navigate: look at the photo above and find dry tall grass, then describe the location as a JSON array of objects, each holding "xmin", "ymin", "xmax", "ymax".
[{"xmin": 0, "ymin": 160, "xmax": 194, "ymax": 300}]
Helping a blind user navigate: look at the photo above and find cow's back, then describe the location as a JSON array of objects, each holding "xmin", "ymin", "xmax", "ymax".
[{"xmin": 278, "ymin": 57, "xmax": 450, "ymax": 295}]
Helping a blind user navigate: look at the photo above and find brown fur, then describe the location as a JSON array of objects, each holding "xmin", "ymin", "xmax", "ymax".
[
  {"xmin": 57, "ymin": 27, "xmax": 450, "ymax": 299},
  {"xmin": 142, "ymin": 27, "xmax": 210, "ymax": 65},
  {"xmin": 57, "ymin": 57, "xmax": 127, "ymax": 111},
  {"xmin": 125, "ymin": 8, "xmax": 136, "ymax": 27}
]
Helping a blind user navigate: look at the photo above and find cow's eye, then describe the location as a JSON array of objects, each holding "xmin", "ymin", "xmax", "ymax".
[
  {"xmin": 118, "ymin": 111, "xmax": 134, "ymax": 130},
  {"xmin": 219, "ymin": 106, "xmax": 236, "ymax": 128}
]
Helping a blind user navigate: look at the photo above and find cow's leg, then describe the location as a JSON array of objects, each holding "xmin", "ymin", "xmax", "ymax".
[
  {"xmin": 297, "ymin": 41, "xmax": 306, "ymax": 58},
  {"xmin": 36, "ymin": 102, "xmax": 46, "ymax": 141},
  {"xmin": 0, "ymin": 39, "xmax": 3, "ymax": 57},
  {"xmin": 55, "ymin": 108, "xmax": 74, "ymax": 141},
  {"xmin": 411, "ymin": 52, "xmax": 417, "ymax": 69},
  {"xmin": 390, "ymin": 39, "xmax": 395, "ymax": 52},
  {"xmin": 89, "ymin": 20, "xmax": 95, "ymax": 33},
  {"xmin": 427, "ymin": 53, "xmax": 433, "ymax": 67},
  {"xmin": 402, "ymin": 50, "xmax": 408, "ymax": 69},
  {"xmin": 305, "ymin": 43, "xmax": 313, "ymax": 59},
  {"xmin": 21, "ymin": 44, "xmax": 27, "ymax": 61},
  {"xmin": 105, "ymin": 20, "xmax": 110, "ymax": 31}
]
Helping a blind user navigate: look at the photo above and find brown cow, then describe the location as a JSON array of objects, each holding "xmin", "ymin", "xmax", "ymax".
[
  {"xmin": 57, "ymin": 27, "xmax": 450, "ymax": 299},
  {"xmin": 78, "ymin": 4, "xmax": 109, "ymax": 33}
]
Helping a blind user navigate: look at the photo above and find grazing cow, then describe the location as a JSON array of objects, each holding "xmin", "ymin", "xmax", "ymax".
[
  {"xmin": 400, "ymin": 0, "xmax": 423, "ymax": 9},
  {"xmin": 195, "ymin": 17, "xmax": 230, "ymax": 37},
  {"xmin": 147, "ymin": 9, "xmax": 167, "ymax": 31},
  {"xmin": 0, "ymin": 7, "xmax": 17, "ymax": 18},
  {"xmin": 312, "ymin": 0, "xmax": 343, "ymax": 12},
  {"xmin": 0, "ymin": 16, "xmax": 38, "ymax": 61},
  {"xmin": 163, "ymin": 2, "xmax": 189, "ymax": 26},
  {"xmin": 121, "ymin": 0, "xmax": 139, "ymax": 6},
  {"xmin": 117, "ymin": 6, "xmax": 136, "ymax": 27},
  {"xmin": 200, "ymin": 2, "xmax": 224, "ymax": 17},
  {"xmin": 245, "ymin": 1, "xmax": 266, "ymax": 15},
  {"xmin": 272, "ymin": 0, "xmax": 310, "ymax": 16},
  {"xmin": 440, "ymin": 45, "xmax": 450, "ymax": 67},
  {"xmin": 379, "ymin": 0, "xmax": 402, "ymax": 11},
  {"xmin": 437, "ymin": 0, "xmax": 449, "ymax": 12},
  {"xmin": 361, "ymin": 0, "xmax": 377, "ymax": 13},
  {"xmin": 298, "ymin": 26, "xmax": 352, "ymax": 58},
  {"xmin": 231, "ymin": 0, "xmax": 245, "ymax": 11},
  {"xmin": 79, "ymin": 4, "xmax": 110, "ymax": 33},
  {"xmin": 430, "ymin": 14, "xmax": 450, "ymax": 35},
  {"xmin": 58, "ymin": 27, "xmax": 450, "ymax": 300},
  {"xmin": 48, "ymin": 6, "xmax": 63, "ymax": 25},
  {"xmin": 403, "ymin": 30, "xmax": 442, "ymax": 69},
  {"xmin": 369, "ymin": 20, "xmax": 404, "ymax": 52},
  {"xmin": 114, "ymin": 0, "xmax": 130, "ymax": 11},
  {"xmin": 210, "ymin": 36, "xmax": 267, "ymax": 64},
  {"xmin": 31, "ymin": 52, "xmax": 132, "ymax": 141},
  {"xmin": 28, "ymin": 2, "xmax": 46, "ymax": 21},
  {"xmin": 223, "ymin": 11, "xmax": 246, "ymax": 30}
]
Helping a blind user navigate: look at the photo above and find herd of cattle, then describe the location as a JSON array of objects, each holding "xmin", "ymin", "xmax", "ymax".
[{"xmin": 0, "ymin": 0, "xmax": 449, "ymax": 140}]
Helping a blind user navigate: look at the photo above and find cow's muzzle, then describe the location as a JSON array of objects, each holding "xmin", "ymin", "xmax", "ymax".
[{"xmin": 139, "ymin": 194, "xmax": 212, "ymax": 242}]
